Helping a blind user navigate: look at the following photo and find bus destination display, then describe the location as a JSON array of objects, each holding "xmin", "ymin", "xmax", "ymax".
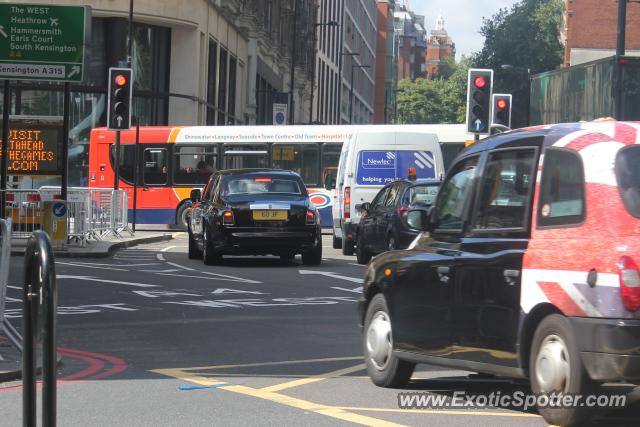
[{"xmin": 0, "ymin": 119, "xmax": 63, "ymax": 175}]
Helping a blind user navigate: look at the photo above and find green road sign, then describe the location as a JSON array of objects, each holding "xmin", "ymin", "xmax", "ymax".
[{"xmin": 0, "ymin": 3, "xmax": 90, "ymax": 82}]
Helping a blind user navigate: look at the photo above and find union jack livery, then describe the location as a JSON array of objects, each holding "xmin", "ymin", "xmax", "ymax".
[{"xmin": 360, "ymin": 121, "xmax": 640, "ymax": 427}]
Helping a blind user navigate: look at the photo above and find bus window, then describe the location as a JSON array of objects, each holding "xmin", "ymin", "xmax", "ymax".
[
  {"xmin": 271, "ymin": 144, "xmax": 319, "ymax": 185},
  {"xmin": 321, "ymin": 143, "xmax": 341, "ymax": 190},
  {"xmin": 173, "ymin": 145, "xmax": 217, "ymax": 185},
  {"xmin": 223, "ymin": 144, "xmax": 269, "ymax": 169},
  {"xmin": 143, "ymin": 148, "xmax": 168, "ymax": 185},
  {"xmin": 110, "ymin": 144, "xmax": 137, "ymax": 185}
]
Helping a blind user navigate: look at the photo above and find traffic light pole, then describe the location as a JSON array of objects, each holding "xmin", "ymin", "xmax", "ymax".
[
  {"xmin": 114, "ymin": 130, "xmax": 120, "ymax": 190},
  {"xmin": 1, "ymin": 80, "xmax": 10, "ymax": 219},
  {"xmin": 61, "ymin": 82, "xmax": 70, "ymax": 201}
]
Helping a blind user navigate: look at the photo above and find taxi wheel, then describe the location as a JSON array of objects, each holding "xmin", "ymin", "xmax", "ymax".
[
  {"xmin": 188, "ymin": 231, "xmax": 202, "ymax": 259},
  {"xmin": 529, "ymin": 314, "xmax": 596, "ymax": 427},
  {"xmin": 356, "ymin": 234, "xmax": 372, "ymax": 265},
  {"xmin": 332, "ymin": 234, "xmax": 342, "ymax": 249},
  {"xmin": 175, "ymin": 203, "xmax": 189, "ymax": 231},
  {"xmin": 202, "ymin": 229, "xmax": 221, "ymax": 265},
  {"xmin": 364, "ymin": 294, "xmax": 414, "ymax": 388},
  {"xmin": 302, "ymin": 236, "xmax": 322, "ymax": 266},
  {"xmin": 342, "ymin": 236, "xmax": 355, "ymax": 256}
]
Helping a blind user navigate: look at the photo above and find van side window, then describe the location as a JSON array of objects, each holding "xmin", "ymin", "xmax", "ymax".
[
  {"xmin": 433, "ymin": 156, "xmax": 478, "ymax": 231},
  {"xmin": 537, "ymin": 148, "xmax": 585, "ymax": 227},
  {"xmin": 473, "ymin": 149, "xmax": 536, "ymax": 230}
]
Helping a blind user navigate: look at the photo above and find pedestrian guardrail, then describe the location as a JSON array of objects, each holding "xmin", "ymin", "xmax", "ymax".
[
  {"xmin": 1, "ymin": 187, "xmax": 132, "ymax": 246},
  {"xmin": 0, "ymin": 218, "xmax": 22, "ymax": 351},
  {"xmin": 22, "ymin": 230, "xmax": 58, "ymax": 427}
]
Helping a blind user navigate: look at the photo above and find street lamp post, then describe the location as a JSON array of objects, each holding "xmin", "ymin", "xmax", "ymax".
[
  {"xmin": 289, "ymin": 0, "xmax": 298, "ymax": 124},
  {"xmin": 310, "ymin": 20, "xmax": 340, "ymax": 124},
  {"xmin": 501, "ymin": 64, "xmax": 531, "ymax": 126},
  {"xmin": 350, "ymin": 64, "xmax": 371, "ymax": 124}
]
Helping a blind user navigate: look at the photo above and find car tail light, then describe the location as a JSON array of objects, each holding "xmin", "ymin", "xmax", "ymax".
[
  {"xmin": 306, "ymin": 210, "xmax": 315, "ymax": 225},
  {"xmin": 222, "ymin": 210, "xmax": 234, "ymax": 225},
  {"xmin": 344, "ymin": 187, "xmax": 351, "ymax": 219},
  {"xmin": 399, "ymin": 206, "xmax": 409, "ymax": 218},
  {"xmin": 617, "ymin": 256, "xmax": 640, "ymax": 312}
]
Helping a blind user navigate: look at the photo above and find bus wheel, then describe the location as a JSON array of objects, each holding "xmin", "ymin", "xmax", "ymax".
[
  {"xmin": 176, "ymin": 203, "xmax": 190, "ymax": 231},
  {"xmin": 529, "ymin": 314, "xmax": 596, "ymax": 426}
]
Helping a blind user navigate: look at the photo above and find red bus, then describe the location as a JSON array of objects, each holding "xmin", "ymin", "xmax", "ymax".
[{"xmin": 88, "ymin": 125, "xmax": 352, "ymax": 228}]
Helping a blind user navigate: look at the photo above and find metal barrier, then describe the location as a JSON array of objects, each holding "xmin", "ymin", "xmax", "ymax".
[
  {"xmin": 23, "ymin": 230, "xmax": 57, "ymax": 427},
  {"xmin": 0, "ymin": 219, "xmax": 23, "ymax": 352},
  {"xmin": 0, "ymin": 190, "xmax": 42, "ymax": 239},
  {"xmin": 2, "ymin": 187, "xmax": 132, "ymax": 245}
]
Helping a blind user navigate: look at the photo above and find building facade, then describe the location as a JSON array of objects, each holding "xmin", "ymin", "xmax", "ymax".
[
  {"xmin": 394, "ymin": 2, "xmax": 427, "ymax": 81},
  {"xmin": 425, "ymin": 15, "xmax": 455, "ymax": 79},
  {"xmin": 373, "ymin": 0, "xmax": 399, "ymax": 123},
  {"xmin": 563, "ymin": 0, "xmax": 640, "ymax": 66},
  {"xmin": 0, "ymin": 0, "xmax": 316, "ymax": 186}
]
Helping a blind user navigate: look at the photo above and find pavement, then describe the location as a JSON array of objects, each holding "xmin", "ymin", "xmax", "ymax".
[{"xmin": 9, "ymin": 230, "xmax": 176, "ymax": 258}]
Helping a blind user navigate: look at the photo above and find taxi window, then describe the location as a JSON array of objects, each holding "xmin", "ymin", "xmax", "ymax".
[
  {"xmin": 433, "ymin": 156, "xmax": 478, "ymax": 231},
  {"xmin": 473, "ymin": 149, "xmax": 536, "ymax": 230},
  {"xmin": 537, "ymin": 148, "xmax": 585, "ymax": 227},
  {"xmin": 616, "ymin": 145, "xmax": 640, "ymax": 219}
]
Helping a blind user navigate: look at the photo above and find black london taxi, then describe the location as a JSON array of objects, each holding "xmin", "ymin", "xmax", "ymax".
[
  {"xmin": 188, "ymin": 169, "xmax": 322, "ymax": 265},
  {"xmin": 356, "ymin": 179, "xmax": 440, "ymax": 264},
  {"xmin": 359, "ymin": 122, "xmax": 640, "ymax": 426}
]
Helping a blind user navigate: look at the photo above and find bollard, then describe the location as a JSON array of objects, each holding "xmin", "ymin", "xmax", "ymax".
[{"xmin": 22, "ymin": 230, "xmax": 57, "ymax": 427}]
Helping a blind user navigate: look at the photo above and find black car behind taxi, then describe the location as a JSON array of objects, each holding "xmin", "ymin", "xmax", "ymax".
[{"xmin": 188, "ymin": 169, "xmax": 322, "ymax": 265}]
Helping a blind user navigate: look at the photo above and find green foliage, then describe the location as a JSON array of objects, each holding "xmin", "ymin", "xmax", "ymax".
[{"xmin": 395, "ymin": 57, "xmax": 472, "ymax": 124}]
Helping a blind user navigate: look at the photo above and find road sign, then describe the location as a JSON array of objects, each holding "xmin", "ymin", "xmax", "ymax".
[
  {"xmin": 273, "ymin": 103, "xmax": 288, "ymax": 125},
  {"xmin": 0, "ymin": 4, "xmax": 90, "ymax": 82}
]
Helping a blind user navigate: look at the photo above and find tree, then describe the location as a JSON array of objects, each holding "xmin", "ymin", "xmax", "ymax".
[
  {"xmin": 474, "ymin": 0, "xmax": 564, "ymax": 127},
  {"xmin": 395, "ymin": 57, "xmax": 472, "ymax": 124}
]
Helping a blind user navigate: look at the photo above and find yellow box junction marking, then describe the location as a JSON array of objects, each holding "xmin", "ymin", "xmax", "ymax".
[{"xmin": 152, "ymin": 356, "xmax": 542, "ymax": 426}]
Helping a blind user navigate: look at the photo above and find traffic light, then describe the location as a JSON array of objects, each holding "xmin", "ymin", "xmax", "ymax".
[
  {"xmin": 107, "ymin": 67, "xmax": 133, "ymax": 130},
  {"xmin": 491, "ymin": 93, "xmax": 512, "ymax": 128},
  {"xmin": 466, "ymin": 68, "xmax": 493, "ymax": 135}
]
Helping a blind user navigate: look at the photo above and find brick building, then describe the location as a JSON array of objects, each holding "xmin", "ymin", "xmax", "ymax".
[
  {"xmin": 394, "ymin": 3, "xmax": 427, "ymax": 80},
  {"xmin": 425, "ymin": 15, "xmax": 455, "ymax": 78},
  {"xmin": 563, "ymin": 0, "xmax": 640, "ymax": 66},
  {"xmin": 373, "ymin": 0, "xmax": 399, "ymax": 123}
]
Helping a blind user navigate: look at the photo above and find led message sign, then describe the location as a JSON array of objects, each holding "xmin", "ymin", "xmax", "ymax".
[{"xmin": 0, "ymin": 118, "xmax": 63, "ymax": 175}]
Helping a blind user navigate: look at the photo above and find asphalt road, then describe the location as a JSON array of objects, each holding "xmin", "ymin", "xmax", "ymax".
[{"xmin": 0, "ymin": 234, "xmax": 638, "ymax": 426}]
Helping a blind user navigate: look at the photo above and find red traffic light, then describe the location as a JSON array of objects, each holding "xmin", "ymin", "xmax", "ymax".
[
  {"xmin": 114, "ymin": 74, "xmax": 127, "ymax": 87},
  {"xmin": 496, "ymin": 99, "xmax": 507, "ymax": 110},
  {"xmin": 474, "ymin": 76, "xmax": 487, "ymax": 89}
]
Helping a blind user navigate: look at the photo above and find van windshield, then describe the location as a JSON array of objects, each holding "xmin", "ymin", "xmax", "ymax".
[
  {"xmin": 616, "ymin": 145, "xmax": 640, "ymax": 218},
  {"xmin": 356, "ymin": 150, "xmax": 437, "ymax": 185}
]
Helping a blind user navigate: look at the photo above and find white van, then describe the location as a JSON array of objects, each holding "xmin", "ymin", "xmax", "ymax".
[{"xmin": 332, "ymin": 129, "xmax": 445, "ymax": 254}]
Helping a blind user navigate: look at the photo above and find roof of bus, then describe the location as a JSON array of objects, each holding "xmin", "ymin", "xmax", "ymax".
[{"xmin": 90, "ymin": 124, "xmax": 472, "ymax": 144}]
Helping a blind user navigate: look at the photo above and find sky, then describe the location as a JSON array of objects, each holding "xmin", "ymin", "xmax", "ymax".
[{"xmin": 411, "ymin": 0, "xmax": 518, "ymax": 59}]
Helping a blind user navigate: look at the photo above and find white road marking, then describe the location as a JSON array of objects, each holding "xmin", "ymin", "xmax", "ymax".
[
  {"xmin": 57, "ymin": 262, "xmax": 129, "ymax": 272},
  {"xmin": 199, "ymin": 270, "xmax": 262, "ymax": 284},
  {"xmin": 160, "ymin": 246, "xmax": 176, "ymax": 252},
  {"xmin": 348, "ymin": 263, "xmax": 366, "ymax": 267},
  {"xmin": 141, "ymin": 268, "xmax": 181, "ymax": 273},
  {"xmin": 331, "ymin": 286, "xmax": 363, "ymax": 294},
  {"xmin": 298, "ymin": 270, "xmax": 363, "ymax": 283},
  {"xmin": 58, "ymin": 261, "xmax": 160, "ymax": 267},
  {"xmin": 155, "ymin": 272, "xmax": 260, "ymax": 283},
  {"xmin": 57, "ymin": 275, "xmax": 159, "ymax": 288},
  {"xmin": 156, "ymin": 253, "xmax": 165, "ymax": 261},
  {"xmin": 165, "ymin": 261, "xmax": 195, "ymax": 271}
]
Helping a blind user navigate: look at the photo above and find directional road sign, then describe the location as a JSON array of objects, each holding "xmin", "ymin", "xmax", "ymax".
[{"xmin": 0, "ymin": 3, "xmax": 90, "ymax": 82}]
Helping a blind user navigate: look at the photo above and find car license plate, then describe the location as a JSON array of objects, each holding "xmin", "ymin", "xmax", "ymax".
[{"xmin": 252, "ymin": 210, "xmax": 288, "ymax": 220}]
